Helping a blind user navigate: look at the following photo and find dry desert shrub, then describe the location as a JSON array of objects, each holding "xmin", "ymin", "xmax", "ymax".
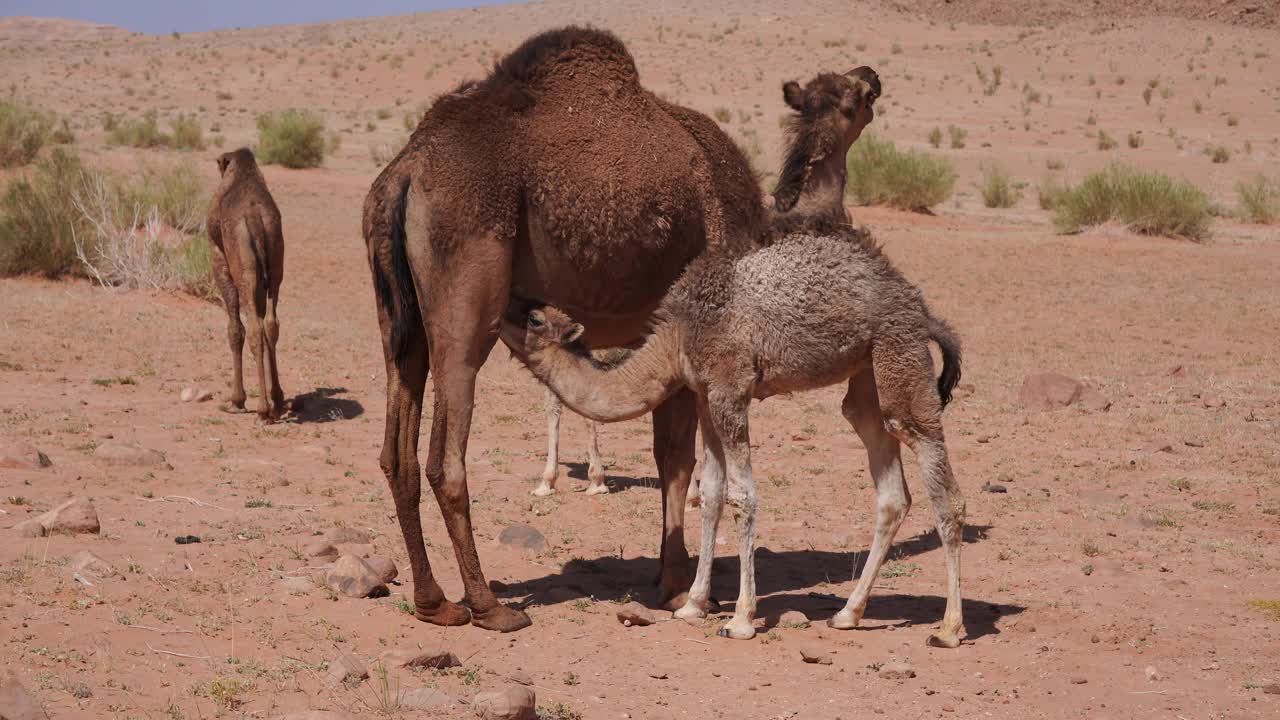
[
  {"xmin": 1050, "ymin": 164, "xmax": 1211, "ymax": 241},
  {"xmin": 845, "ymin": 133, "xmax": 956, "ymax": 212}
]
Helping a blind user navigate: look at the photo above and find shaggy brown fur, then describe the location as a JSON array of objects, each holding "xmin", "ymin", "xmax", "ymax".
[
  {"xmin": 206, "ymin": 148, "xmax": 285, "ymax": 420},
  {"xmin": 500, "ymin": 219, "xmax": 967, "ymax": 647},
  {"xmin": 363, "ymin": 26, "xmax": 878, "ymax": 633}
]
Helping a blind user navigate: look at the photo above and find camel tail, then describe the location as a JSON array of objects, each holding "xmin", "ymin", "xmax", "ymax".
[
  {"xmin": 369, "ymin": 178, "xmax": 420, "ymax": 364},
  {"xmin": 246, "ymin": 215, "xmax": 272, "ymax": 298},
  {"xmin": 928, "ymin": 313, "xmax": 962, "ymax": 408}
]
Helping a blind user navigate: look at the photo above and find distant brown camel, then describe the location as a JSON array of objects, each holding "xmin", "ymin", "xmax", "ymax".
[
  {"xmin": 363, "ymin": 25, "xmax": 880, "ymax": 632},
  {"xmin": 499, "ymin": 214, "xmax": 966, "ymax": 647},
  {"xmin": 207, "ymin": 148, "xmax": 285, "ymax": 421}
]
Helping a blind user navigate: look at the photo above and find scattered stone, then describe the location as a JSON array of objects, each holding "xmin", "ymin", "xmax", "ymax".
[
  {"xmin": 323, "ymin": 527, "xmax": 372, "ymax": 545},
  {"xmin": 1019, "ymin": 373, "xmax": 1083, "ymax": 411},
  {"xmin": 69, "ymin": 550, "xmax": 115, "ymax": 580},
  {"xmin": 1090, "ymin": 634, "xmax": 1100, "ymax": 644},
  {"xmin": 1184, "ymin": 439, "xmax": 1205, "ymax": 448},
  {"xmin": 1201, "ymin": 395, "xmax": 1226, "ymax": 409},
  {"xmin": 323, "ymin": 555, "xmax": 387, "ymax": 598},
  {"xmin": 0, "ymin": 674, "xmax": 49, "ymax": 720},
  {"xmin": 326, "ymin": 654, "xmax": 368, "ymax": 686},
  {"xmin": 981, "ymin": 482, "xmax": 1008, "ymax": 494},
  {"xmin": 508, "ymin": 670, "xmax": 533, "ymax": 686},
  {"xmin": 942, "ymin": 705, "xmax": 955, "ymax": 713},
  {"xmin": 17, "ymin": 497, "xmax": 100, "ymax": 537},
  {"xmin": 498, "ymin": 525, "xmax": 547, "ymax": 551},
  {"xmin": 174, "ymin": 535, "xmax": 201, "ymax": 544},
  {"xmin": 305, "ymin": 540, "xmax": 340, "ymax": 559},
  {"xmin": 877, "ymin": 660, "xmax": 915, "ymax": 680},
  {"xmin": 94, "ymin": 441, "xmax": 165, "ymax": 467},
  {"xmin": 615, "ymin": 601, "xmax": 656, "ymax": 627},
  {"xmin": 778, "ymin": 610, "xmax": 810, "ymax": 628},
  {"xmin": 398, "ymin": 688, "xmax": 453, "ymax": 710},
  {"xmin": 380, "ymin": 648, "xmax": 460, "ymax": 670},
  {"xmin": 335, "ymin": 542, "xmax": 375, "ymax": 558},
  {"xmin": 0, "ymin": 441, "xmax": 51, "ymax": 470},
  {"xmin": 648, "ymin": 672, "xmax": 668, "ymax": 680},
  {"xmin": 1144, "ymin": 665, "xmax": 1160, "ymax": 682},
  {"xmin": 180, "ymin": 387, "xmax": 197, "ymax": 402},
  {"xmin": 278, "ymin": 576, "xmax": 312, "ymax": 595},
  {"xmin": 1200, "ymin": 660, "xmax": 1219, "ymax": 671},
  {"xmin": 1263, "ymin": 682, "xmax": 1280, "ymax": 695},
  {"xmin": 1070, "ymin": 677, "xmax": 1088, "ymax": 685},
  {"xmin": 472, "ymin": 685, "xmax": 536, "ymax": 720},
  {"xmin": 194, "ymin": 389, "xmax": 214, "ymax": 402},
  {"xmin": 364, "ymin": 556, "xmax": 398, "ymax": 584},
  {"xmin": 799, "ymin": 647, "xmax": 832, "ymax": 665}
]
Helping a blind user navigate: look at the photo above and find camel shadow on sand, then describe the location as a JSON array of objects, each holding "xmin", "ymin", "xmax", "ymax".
[
  {"xmin": 497, "ymin": 524, "xmax": 1018, "ymax": 640},
  {"xmin": 290, "ymin": 387, "xmax": 365, "ymax": 423}
]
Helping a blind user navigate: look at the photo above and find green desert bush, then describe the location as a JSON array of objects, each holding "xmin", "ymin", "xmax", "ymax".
[
  {"xmin": 978, "ymin": 164, "xmax": 1019, "ymax": 208},
  {"xmin": 0, "ymin": 97, "xmax": 55, "ymax": 167},
  {"xmin": 845, "ymin": 133, "xmax": 956, "ymax": 211},
  {"xmin": 1037, "ymin": 175, "xmax": 1069, "ymax": 210},
  {"xmin": 1050, "ymin": 164, "xmax": 1211, "ymax": 241},
  {"xmin": 927, "ymin": 127, "xmax": 942, "ymax": 148},
  {"xmin": 108, "ymin": 111, "xmax": 169, "ymax": 148},
  {"xmin": 0, "ymin": 148, "xmax": 92, "ymax": 276},
  {"xmin": 1237, "ymin": 175, "xmax": 1280, "ymax": 224},
  {"xmin": 169, "ymin": 113, "xmax": 204, "ymax": 150},
  {"xmin": 256, "ymin": 110, "xmax": 326, "ymax": 168}
]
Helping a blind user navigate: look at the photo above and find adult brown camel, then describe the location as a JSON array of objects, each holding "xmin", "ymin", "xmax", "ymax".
[
  {"xmin": 207, "ymin": 148, "xmax": 285, "ymax": 421},
  {"xmin": 499, "ymin": 216, "xmax": 966, "ymax": 647},
  {"xmin": 363, "ymin": 25, "xmax": 880, "ymax": 632}
]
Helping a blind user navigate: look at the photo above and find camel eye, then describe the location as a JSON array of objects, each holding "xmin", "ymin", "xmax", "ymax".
[{"xmin": 528, "ymin": 314, "xmax": 544, "ymax": 329}]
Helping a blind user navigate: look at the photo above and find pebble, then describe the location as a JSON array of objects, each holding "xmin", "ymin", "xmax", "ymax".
[
  {"xmin": 17, "ymin": 496, "xmax": 100, "ymax": 537},
  {"xmin": 380, "ymin": 648, "xmax": 460, "ymax": 670},
  {"xmin": 364, "ymin": 556, "xmax": 398, "ymax": 584},
  {"xmin": 799, "ymin": 647, "xmax": 832, "ymax": 665},
  {"xmin": 326, "ymin": 654, "xmax": 368, "ymax": 685},
  {"xmin": 1144, "ymin": 665, "xmax": 1161, "ymax": 682},
  {"xmin": 1070, "ymin": 677, "xmax": 1088, "ymax": 685},
  {"xmin": 778, "ymin": 610, "xmax": 810, "ymax": 628},
  {"xmin": 615, "ymin": 601, "xmax": 656, "ymax": 627},
  {"xmin": 472, "ymin": 685, "xmax": 537, "ymax": 720},
  {"xmin": 0, "ymin": 441, "xmax": 51, "ymax": 470},
  {"xmin": 981, "ymin": 482, "xmax": 1008, "ymax": 494},
  {"xmin": 498, "ymin": 524, "xmax": 547, "ymax": 551},
  {"xmin": 322, "ymin": 555, "xmax": 387, "ymax": 598},
  {"xmin": 878, "ymin": 660, "xmax": 915, "ymax": 680}
]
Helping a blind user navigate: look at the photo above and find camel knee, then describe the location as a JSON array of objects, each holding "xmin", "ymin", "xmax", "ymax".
[
  {"xmin": 878, "ymin": 490, "xmax": 910, "ymax": 526},
  {"xmin": 227, "ymin": 319, "xmax": 245, "ymax": 349},
  {"xmin": 726, "ymin": 485, "xmax": 757, "ymax": 517}
]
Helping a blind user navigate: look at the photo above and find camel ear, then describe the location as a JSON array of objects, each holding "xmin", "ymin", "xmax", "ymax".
[
  {"xmin": 560, "ymin": 323, "xmax": 584, "ymax": 344},
  {"xmin": 782, "ymin": 81, "xmax": 804, "ymax": 112},
  {"xmin": 216, "ymin": 155, "xmax": 229, "ymax": 176}
]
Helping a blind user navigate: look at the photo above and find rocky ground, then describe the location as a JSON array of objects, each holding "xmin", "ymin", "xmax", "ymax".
[{"xmin": 2, "ymin": 1, "xmax": 1279, "ymax": 719}]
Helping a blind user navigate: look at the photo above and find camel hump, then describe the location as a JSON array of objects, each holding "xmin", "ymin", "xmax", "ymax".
[{"xmin": 490, "ymin": 26, "xmax": 638, "ymax": 89}]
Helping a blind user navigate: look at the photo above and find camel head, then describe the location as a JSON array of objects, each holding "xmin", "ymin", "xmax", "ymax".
[
  {"xmin": 773, "ymin": 67, "xmax": 880, "ymax": 213},
  {"xmin": 500, "ymin": 300, "xmax": 584, "ymax": 361},
  {"xmin": 216, "ymin": 147, "xmax": 258, "ymax": 178},
  {"xmin": 782, "ymin": 66, "xmax": 880, "ymax": 146}
]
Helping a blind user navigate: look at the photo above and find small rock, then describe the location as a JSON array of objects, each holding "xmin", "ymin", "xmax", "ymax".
[
  {"xmin": 94, "ymin": 442, "xmax": 165, "ymax": 467},
  {"xmin": 472, "ymin": 685, "xmax": 536, "ymax": 720},
  {"xmin": 69, "ymin": 551, "xmax": 115, "ymax": 580},
  {"xmin": 0, "ymin": 441, "xmax": 51, "ymax": 470},
  {"xmin": 20, "ymin": 497, "xmax": 101, "ymax": 537},
  {"xmin": 981, "ymin": 482, "xmax": 1008, "ymax": 494},
  {"xmin": 1200, "ymin": 660, "xmax": 1219, "ymax": 671},
  {"xmin": 278, "ymin": 576, "xmax": 312, "ymax": 595},
  {"xmin": 1070, "ymin": 677, "xmax": 1088, "ymax": 685},
  {"xmin": 1144, "ymin": 665, "xmax": 1160, "ymax": 682},
  {"xmin": 194, "ymin": 389, "xmax": 214, "ymax": 402},
  {"xmin": 799, "ymin": 647, "xmax": 832, "ymax": 665},
  {"xmin": 508, "ymin": 670, "xmax": 533, "ymax": 686},
  {"xmin": 878, "ymin": 660, "xmax": 915, "ymax": 680},
  {"xmin": 174, "ymin": 535, "xmax": 201, "ymax": 544},
  {"xmin": 1142, "ymin": 441, "xmax": 1173, "ymax": 454},
  {"xmin": 323, "ymin": 555, "xmax": 387, "ymax": 598},
  {"xmin": 648, "ymin": 672, "xmax": 668, "ymax": 680},
  {"xmin": 941, "ymin": 705, "xmax": 955, "ymax": 713},
  {"xmin": 180, "ymin": 387, "xmax": 197, "ymax": 402},
  {"xmin": 380, "ymin": 648, "xmax": 460, "ymax": 670},
  {"xmin": 0, "ymin": 674, "xmax": 48, "ymax": 720},
  {"xmin": 615, "ymin": 601, "xmax": 655, "ymax": 627},
  {"xmin": 398, "ymin": 688, "xmax": 452, "ymax": 710},
  {"xmin": 326, "ymin": 654, "xmax": 368, "ymax": 685},
  {"xmin": 1201, "ymin": 396, "xmax": 1226, "ymax": 409},
  {"xmin": 778, "ymin": 610, "xmax": 810, "ymax": 628},
  {"xmin": 1090, "ymin": 634, "xmax": 1100, "ymax": 644},
  {"xmin": 364, "ymin": 556, "xmax": 398, "ymax": 584},
  {"xmin": 323, "ymin": 527, "xmax": 372, "ymax": 545},
  {"xmin": 1183, "ymin": 439, "xmax": 1205, "ymax": 448},
  {"xmin": 1019, "ymin": 373, "xmax": 1083, "ymax": 411},
  {"xmin": 498, "ymin": 525, "xmax": 547, "ymax": 551},
  {"xmin": 1263, "ymin": 682, "xmax": 1280, "ymax": 695}
]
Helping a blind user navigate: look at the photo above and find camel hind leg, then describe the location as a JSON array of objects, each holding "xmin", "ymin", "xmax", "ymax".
[
  {"xmin": 210, "ymin": 239, "xmax": 246, "ymax": 412},
  {"xmin": 535, "ymin": 387, "xmax": 561, "ymax": 496},
  {"xmin": 829, "ymin": 370, "xmax": 912, "ymax": 632},
  {"xmin": 583, "ymin": 419, "xmax": 608, "ymax": 494},
  {"xmin": 873, "ymin": 338, "xmax": 966, "ymax": 648}
]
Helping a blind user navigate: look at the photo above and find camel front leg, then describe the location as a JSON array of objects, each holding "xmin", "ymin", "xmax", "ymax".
[
  {"xmin": 653, "ymin": 387, "xmax": 697, "ymax": 609},
  {"xmin": 675, "ymin": 411, "xmax": 724, "ymax": 622},
  {"xmin": 534, "ymin": 387, "xmax": 561, "ymax": 496},
  {"xmin": 830, "ymin": 373, "xmax": 911, "ymax": 631},
  {"xmin": 712, "ymin": 393, "xmax": 758, "ymax": 641}
]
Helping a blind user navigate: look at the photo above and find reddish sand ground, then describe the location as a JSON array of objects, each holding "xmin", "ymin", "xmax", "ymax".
[{"xmin": 2, "ymin": 2, "xmax": 1278, "ymax": 719}]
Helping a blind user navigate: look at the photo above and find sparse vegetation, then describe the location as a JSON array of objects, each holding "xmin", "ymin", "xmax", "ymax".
[
  {"xmin": 108, "ymin": 111, "xmax": 170, "ymax": 148},
  {"xmin": 844, "ymin": 133, "xmax": 956, "ymax": 212},
  {"xmin": 947, "ymin": 125, "xmax": 967, "ymax": 149},
  {"xmin": 0, "ymin": 97, "xmax": 60, "ymax": 167},
  {"xmin": 1097, "ymin": 130, "xmax": 1117, "ymax": 151},
  {"xmin": 255, "ymin": 110, "xmax": 327, "ymax": 168},
  {"xmin": 1207, "ymin": 145, "xmax": 1230, "ymax": 164},
  {"xmin": 978, "ymin": 164, "xmax": 1019, "ymax": 208},
  {"xmin": 927, "ymin": 127, "xmax": 942, "ymax": 148},
  {"xmin": 169, "ymin": 113, "xmax": 204, "ymax": 150},
  {"xmin": 713, "ymin": 107, "xmax": 732, "ymax": 123},
  {"xmin": 1127, "ymin": 132, "xmax": 1143, "ymax": 149},
  {"xmin": 1236, "ymin": 175, "xmax": 1280, "ymax": 224},
  {"xmin": 1049, "ymin": 164, "xmax": 1211, "ymax": 241}
]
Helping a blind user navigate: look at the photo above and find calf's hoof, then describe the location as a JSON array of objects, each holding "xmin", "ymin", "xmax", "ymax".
[
  {"xmin": 827, "ymin": 608, "xmax": 862, "ymax": 630},
  {"xmin": 926, "ymin": 630, "xmax": 963, "ymax": 649},
  {"xmin": 414, "ymin": 599, "xmax": 471, "ymax": 627},
  {"xmin": 717, "ymin": 619, "xmax": 757, "ymax": 640},
  {"xmin": 469, "ymin": 603, "xmax": 532, "ymax": 633}
]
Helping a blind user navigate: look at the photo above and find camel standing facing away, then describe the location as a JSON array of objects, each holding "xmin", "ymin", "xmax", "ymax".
[
  {"xmin": 363, "ymin": 25, "xmax": 880, "ymax": 632},
  {"xmin": 537, "ymin": 388, "xmax": 606, "ymax": 497},
  {"xmin": 207, "ymin": 148, "xmax": 285, "ymax": 421},
  {"xmin": 500, "ymin": 217, "xmax": 966, "ymax": 647}
]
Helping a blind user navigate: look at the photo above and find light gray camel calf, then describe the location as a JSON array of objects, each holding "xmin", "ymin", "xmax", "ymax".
[{"xmin": 500, "ymin": 217, "xmax": 966, "ymax": 647}]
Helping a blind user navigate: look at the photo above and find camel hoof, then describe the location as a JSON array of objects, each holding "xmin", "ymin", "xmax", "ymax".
[
  {"xmin": 717, "ymin": 621, "xmax": 757, "ymax": 640},
  {"xmin": 827, "ymin": 609, "xmax": 861, "ymax": 630},
  {"xmin": 413, "ymin": 600, "xmax": 471, "ymax": 627},
  {"xmin": 926, "ymin": 631, "xmax": 963, "ymax": 649},
  {"xmin": 530, "ymin": 485, "xmax": 556, "ymax": 497},
  {"xmin": 469, "ymin": 603, "xmax": 532, "ymax": 633},
  {"xmin": 582, "ymin": 483, "xmax": 609, "ymax": 496},
  {"xmin": 219, "ymin": 401, "xmax": 247, "ymax": 414},
  {"xmin": 673, "ymin": 603, "xmax": 707, "ymax": 622}
]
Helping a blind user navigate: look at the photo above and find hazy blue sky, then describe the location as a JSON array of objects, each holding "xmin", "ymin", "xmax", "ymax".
[{"xmin": 3, "ymin": 1, "xmax": 512, "ymax": 34}]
